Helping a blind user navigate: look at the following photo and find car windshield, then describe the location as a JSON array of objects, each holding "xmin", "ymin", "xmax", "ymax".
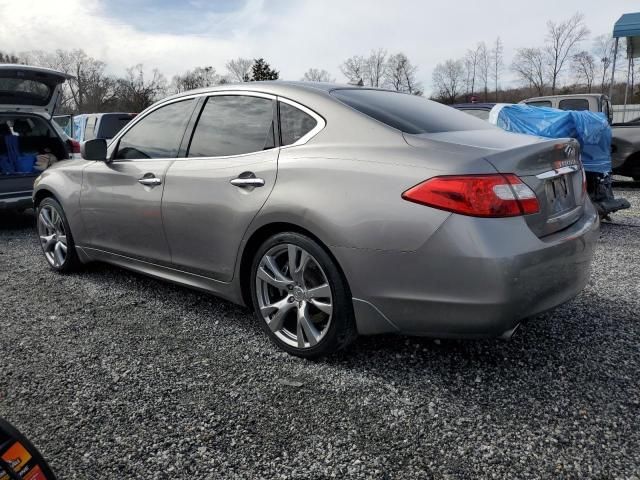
[{"xmin": 331, "ymin": 88, "xmax": 493, "ymax": 134}]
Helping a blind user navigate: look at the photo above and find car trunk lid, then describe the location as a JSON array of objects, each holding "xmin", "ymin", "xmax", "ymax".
[
  {"xmin": 404, "ymin": 129, "xmax": 586, "ymax": 237},
  {"xmin": 0, "ymin": 65, "xmax": 72, "ymax": 119}
]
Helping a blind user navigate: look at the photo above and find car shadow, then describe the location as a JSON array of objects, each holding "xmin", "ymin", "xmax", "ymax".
[{"xmin": 0, "ymin": 208, "xmax": 35, "ymax": 231}]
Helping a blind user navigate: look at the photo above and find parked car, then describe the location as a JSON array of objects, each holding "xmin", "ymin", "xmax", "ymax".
[
  {"xmin": 33, "ymin": 83, "xmax": 599, "ymax": 358},
  {"xmin": 0, "ymin": 64, "xmax": 75, "ymax": 211},
  {"xmin": 53, "ymin": 114, "xmax": 72, "ymax": 136},
  {"xmin": 451, "ymin": 102, "xmax": 495, "ymax": 121},
  {"xmin": 520, "ymin": 93, "xmax": 640, "ymax": 180},
  {"xmin": 72, "ymin": 112, "xmax": 136, "ymax": 143}
]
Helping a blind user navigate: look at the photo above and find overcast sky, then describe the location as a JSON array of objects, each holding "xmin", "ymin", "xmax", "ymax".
[{"xmin": 0, "ymin": 0, "xmax": 634, "ymax": 93}]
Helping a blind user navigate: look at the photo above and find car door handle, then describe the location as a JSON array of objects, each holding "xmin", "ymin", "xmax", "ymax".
[
  {"xmin": 230, "ymin": 176, "xmax": 265, "ymax": 188},
  {"xmin": 138, "ymin": 176, "xmax": 162, "ymax": 187}
]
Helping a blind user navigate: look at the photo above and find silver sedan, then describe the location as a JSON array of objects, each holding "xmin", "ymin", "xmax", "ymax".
[{"xmin": 33, "ymin": 82, "xmax": 599, "ymax": 358}]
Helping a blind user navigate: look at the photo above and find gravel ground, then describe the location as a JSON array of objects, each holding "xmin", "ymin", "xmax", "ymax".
[{"xmin": 1, "ymin": 183, "xmax": 639, "ymax": 480}]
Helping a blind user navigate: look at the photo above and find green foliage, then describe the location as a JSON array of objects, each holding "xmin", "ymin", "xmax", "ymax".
[{"xmin": 249, "ymin": 58, "xmax": 279, "ymax": 81}]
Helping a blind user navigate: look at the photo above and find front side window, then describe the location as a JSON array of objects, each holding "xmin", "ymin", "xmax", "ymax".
[
  {"xmin": 558, "ymin": 98, "xmax": 589, "ymax": 111},
  {"xmin": 115, "ymin": 99, "xmax": 194, "ymax": 160},
  {"xmin": 188, "ymin": 95, "xmax": 275, "ymax": 157},
  {"xmin": 280, "ymin": 102, "xmax": 318, "ymax": 145}
]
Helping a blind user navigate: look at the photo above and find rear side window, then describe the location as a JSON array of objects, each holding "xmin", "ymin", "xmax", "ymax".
[
  {"xmin": 558, "ymin": 99, "xmax": 589, "ymax": 111},
  {"xmin": 188, "ymin": 96, "xmax": 274, "ymax": 157},
  {"xmin": 116, "ymin": 99, "xmax": 194, "ymax": 160},
  {"xmin": 98, "ymin": 114, "xmax": 134, "ymax": 139},
  {"xmin": 525, "ymin": 100, "xmax": 552, "ymax": 108},
  {"xmin": 331, "ymin": 89, "xmax": 492, "ymax": 134},
  {"xmin": 84, "ymin": 116, "xmax": 97, "ymax": 141},
  {"xmin": 280, "ymin": 102, "xmax": 317, "ymax": 145}
]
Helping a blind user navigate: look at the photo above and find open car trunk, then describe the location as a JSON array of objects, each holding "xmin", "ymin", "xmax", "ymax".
[{"xmin": 1, "ymin": 113, "xmax": 69, "ymax": 189}]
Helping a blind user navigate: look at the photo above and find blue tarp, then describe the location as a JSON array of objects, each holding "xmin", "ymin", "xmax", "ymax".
[{"xmin": 492, "ymin": 104, "xmax": 612, "ymax": 174}]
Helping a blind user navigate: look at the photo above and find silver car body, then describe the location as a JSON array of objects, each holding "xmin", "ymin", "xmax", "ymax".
[{"xmin": 34, "ymin": 82, "xmax": 599, "ymax": 338}]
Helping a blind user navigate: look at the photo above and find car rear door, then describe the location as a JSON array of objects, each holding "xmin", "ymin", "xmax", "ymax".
[
  {"xmin": 80, "ymin": 98, "xmax": 197, "ymax": 264},
  {"xmin": 161, "ymin": 92, "xmax": 279, "ymax": 282}
]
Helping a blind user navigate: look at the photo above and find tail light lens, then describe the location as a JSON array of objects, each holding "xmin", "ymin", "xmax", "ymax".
[
  {"xmin": 67, "ymin": 139, "xmax": 81, "ymax": 154},
  {"xmin": 402, "ymin": 174, "xmax": 540, "ymax": 217}
]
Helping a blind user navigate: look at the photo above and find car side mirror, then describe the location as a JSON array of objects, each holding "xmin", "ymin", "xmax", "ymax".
[{"xmin": 81, "ymin": 138, "xmax": 108, "ymax": 161}]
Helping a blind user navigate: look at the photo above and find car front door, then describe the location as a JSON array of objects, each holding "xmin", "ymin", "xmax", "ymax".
[
  {"xmin": 80, "ymin": 98, "xmax": 197, "ymax": 263},
  {"xmin": 161, "ymin": 93, "xmax": 279, "ymax": 282}
]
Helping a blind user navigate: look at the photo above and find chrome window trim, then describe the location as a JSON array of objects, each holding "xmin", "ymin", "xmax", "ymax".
[
  {"xmin": 107, "ymin": 94, "xmax": 203, "ymax": 151},
  {"xmin": 277, "ymin": 96, "xmax": 326, "ymax": 148}
]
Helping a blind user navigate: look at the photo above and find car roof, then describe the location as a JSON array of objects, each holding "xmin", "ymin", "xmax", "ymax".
[{"xmin": 162, "ymin": 81, "xmax": 391, "ymax": 103}]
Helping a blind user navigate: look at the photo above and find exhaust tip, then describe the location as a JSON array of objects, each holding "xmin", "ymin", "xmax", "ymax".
[{"xmin": 499, "ymin": 323, "xmax": 521, "ymax": 341}]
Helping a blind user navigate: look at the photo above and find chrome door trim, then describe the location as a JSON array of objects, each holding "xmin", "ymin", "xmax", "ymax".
[{"xmin": 536, "ymin": 165, "xmax": 580, "ymax": 180}]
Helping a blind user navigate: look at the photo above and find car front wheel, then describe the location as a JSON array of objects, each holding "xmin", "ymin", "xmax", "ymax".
[
  {"xmin": 250, "ymin": 232, "xmax": 357, "ymax": 358},
  {"xmin": 36, "ymin": 197, "xmax": 81, "ymax": 272}
]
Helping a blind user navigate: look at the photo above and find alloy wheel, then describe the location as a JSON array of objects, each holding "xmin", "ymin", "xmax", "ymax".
[
  {"xmin": 37, "ymin": 205, "xmax": 68, "ymax": 268},
  {"xmin": 255, "ymin": 243, "xmax": 333, "ymax": 349}
]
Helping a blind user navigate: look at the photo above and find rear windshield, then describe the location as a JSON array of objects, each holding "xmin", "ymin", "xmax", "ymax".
[
  {"xmin": 0, "ymin": 78, "xmax": 51, "ymax": 106},
  {"xmin": 331, "ymin": 89, "xmax": 493, "ymax": 134},
  {"xmin": 97, "ymin": 114, "xmax": 135, "ymax": 139}
]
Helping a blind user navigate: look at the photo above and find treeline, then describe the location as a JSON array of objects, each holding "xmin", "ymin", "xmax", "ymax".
[
  {"xmin": 432, "ymin": 12, "xmax": 640, "ymax": 104},
  {"xmin": 0, "ymin": 47, "xmax": 423, "ymax": 114},
  {"xmin": 0, "ymin": 51, "xmax": 281, "ymax": 114}
]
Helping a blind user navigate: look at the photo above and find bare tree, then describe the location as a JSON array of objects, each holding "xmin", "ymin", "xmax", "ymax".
[
  {"xmin": 22, "ymin": 49, "xmax": 116, "ymax": 113},
  {"xmin": 301, "ymin": 68, "xmax": 335, "ymax": 82},
  {"xmin": 592, "ymin": 34, "xmax": 624, "ymax": 92},
  {"xmin": 490, "ymin": 37, "xmax": 504, "ymax": 101},
  {"xmin": 477, "ymin": 42, "xmax": 490, "ymax": 101},
  {"xmin": 172, "ymin": 66, "xmax": 220, "ymax": 93},
  {"xmin": 340, "ymin": 55, "xmax": 367, "ymax": 84},
  {"xmin": 386, "ymin": 53, "xmax": 422, "ymax": 95},
  {"xmin": 225, "ymin": 57, "xmax": 253, "ymax": 82},
  {"xmin": 545, "ymin": 12, "xmax": 590, "ymax": 94},
  {"xmin": 432, "ymin": 59, "xmax": 464, "ymax": 104},
  {"xmin": 366, "ymin": 48, "xmax": 388, "ymax": 87},
  {"xmin": 572, "ymin": 51, "xmax": 596, "ymax": 92},
  {"xmin": 512, "ymin": 47, "xmax": 547, "ymax": 96},
  {"xmin": 463, "ymin": 47, "xmax": 479, "ymax": 96},
  {"xmin": 116, "ymin": 65, "xmax": 167, "ymax": 112}
]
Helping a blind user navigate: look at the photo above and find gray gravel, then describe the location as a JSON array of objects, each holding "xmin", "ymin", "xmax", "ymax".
[{"xmin": 1, "ymin": 183, "xmax": 639, "ymax": 479}]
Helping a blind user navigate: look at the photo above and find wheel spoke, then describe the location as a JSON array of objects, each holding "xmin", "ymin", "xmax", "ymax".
[
  {"xmin": 57, "ymin": 235, "xmax": 67, "ymax": 246},
  {"xmin": 260, "ymin": 297, "xmax": 296, "ymax": 333},
  {"xmin": 288, "ymin": 245, "xmax": 311, "ymax": 285},
  {"xmin": 54, "ymin": 242, "xmax": 65, "ymax": 266},
  {"xmin": 58, "ymin": 241, "xmax": 67, "ymax": 253},
  {"xmin": 40, "ymin": 234, "xmax": 56, "ymax": 251},
  {"xmin": 257, "ymin": 264, "xmax": 292, "ymax": 290},
  {"xmin": 306, "ymin": 283, "xmax": 330, "ymax": 300},
  {"xmin": 39, "ymin": 209, "xmax": 54, "ymax": 230},
  {"xmin": 310, "ymin": 299, "xmax": 332, "ymax": 315},
  {"xmin": 297, "ymin": 302, "xmax": 321, "ymax": 347}
]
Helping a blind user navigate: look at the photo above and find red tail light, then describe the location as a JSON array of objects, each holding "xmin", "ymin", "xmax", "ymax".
[
  {"xmin": 67, "ymin": 139, "xmax": 81, "ymax": 154},
  {"xmin": 402, "ymin": 174, "xmax": 540, "ymax": 217}
]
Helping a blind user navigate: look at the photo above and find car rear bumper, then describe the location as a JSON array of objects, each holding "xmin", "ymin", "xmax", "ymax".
[{"xmin": 335, "ymin": 200, "xmax": 600, "ymax": 337}]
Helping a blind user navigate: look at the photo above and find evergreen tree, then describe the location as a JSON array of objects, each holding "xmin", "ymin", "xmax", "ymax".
[{"xmin": 249, "ymin": 58, "xmax": 279, "ymax": 81}]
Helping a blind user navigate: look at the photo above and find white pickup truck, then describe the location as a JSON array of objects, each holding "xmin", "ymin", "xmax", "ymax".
[{"xmin": 520, "ymin": 93, "xmax": 640, "ymax": 181}]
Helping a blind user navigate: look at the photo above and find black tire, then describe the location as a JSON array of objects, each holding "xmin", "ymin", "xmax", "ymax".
[
  {"xmin": 633, "ymin": 176, "xmax": 640, "ymax": 183},
  {"xmin": 250, "ymin": 232, "xmax": 357, "ymax": 358},
  {"xmin": 36, "ymin": 197, "xmax": 82, "ymax": 273}
]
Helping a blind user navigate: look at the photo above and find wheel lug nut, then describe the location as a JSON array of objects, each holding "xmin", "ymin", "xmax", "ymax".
[
  {"xmin": 287, "ymin": 285, "xmax": 293, "ymax": 290},
  {"xmin": 288, "ymin": 296, "xmax": 294, "ymax": 303}
]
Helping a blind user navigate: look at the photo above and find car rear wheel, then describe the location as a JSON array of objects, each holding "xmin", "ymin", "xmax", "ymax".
[
  {"xmin": 250, "ymin": 232, "xmax": 357, "ymax": 358},
  {"xmin": 36, "ymin": 197, "xmax": 81, "ymax": 272}
]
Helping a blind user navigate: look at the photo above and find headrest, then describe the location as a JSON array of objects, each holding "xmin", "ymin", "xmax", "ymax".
[{"xmin": 12, "ymin": 119, "xmax": 32, "ymax": 135}]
